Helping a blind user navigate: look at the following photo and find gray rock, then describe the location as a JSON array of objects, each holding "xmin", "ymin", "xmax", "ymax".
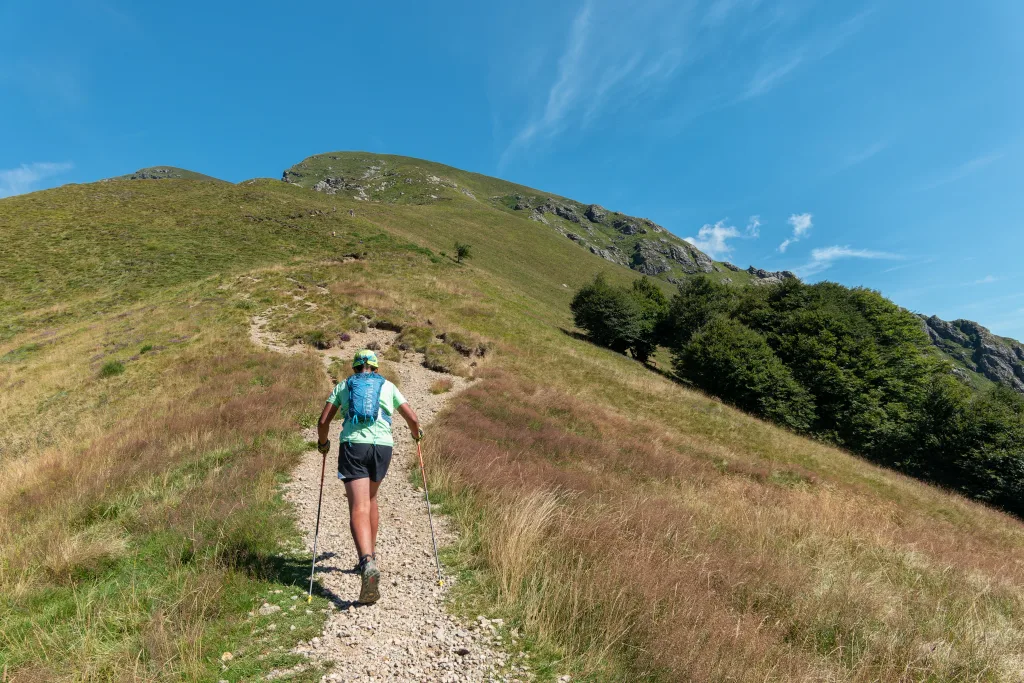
[
  {"xmin": 722, "ymin": 262, "xmax": 741, "ymax": 272},
  {"xmin": 614, "ymin": 218, "xmax": 646, "ymax": 235},
  {"xmin": 631, "ymin": 242, "xmax": 671, "ymax": 275},
  {"xmin": 747, "ymin": 266, "xmax": 798, "ymax": 282},
  {"xmin": 920, "ymin": 315, "xmax": 1024, "ymax": 393},
  {"xmin": 258, "ymin": 603, "xmax": 282, "ymax": 616},
  {"xmin": 585, "ymin": 204, "xmax": 607, "ymax": 223}
]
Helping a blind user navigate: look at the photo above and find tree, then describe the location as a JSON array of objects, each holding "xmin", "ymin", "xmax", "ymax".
[
  {"xmin": 662, "ymin": 276, "xmax": 736, "ymax": 351},
  {"xmin": 629, "ymin": 277, "xmax": 669, "ymax": 363},
  {"xmin": 570, "ymin": 274, "xmax": 642, "ymax": 355},
  {"xmin": 455, "ymin": 242, "xmax": 472, "ymax": 264},
  {"xmin": 677, "ymin": 316, "xmax": 816, "ymax": 432}
]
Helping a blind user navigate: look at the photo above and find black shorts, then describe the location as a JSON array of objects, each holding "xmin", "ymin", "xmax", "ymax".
[{"xmin": 338, "ymin": 442, "xmax": 393, "ymax": 483}]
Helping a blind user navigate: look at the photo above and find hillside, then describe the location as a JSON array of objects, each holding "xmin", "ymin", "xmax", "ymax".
[
  {"xmin": 1, "ymin": 154, "xmax": 1023, "ymax": 681},
  {"xmin": 283, "ymin": 152, "xmax": 762, "ymax": 287}
]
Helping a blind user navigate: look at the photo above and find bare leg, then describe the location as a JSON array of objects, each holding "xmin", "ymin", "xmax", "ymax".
[
  {"xmin": 369, "ymin": 480, "xmax": 381, "ymax": 556},
  {"xmin": 344, "ymin": 478, "xmax": 373, "ymax": 559}
]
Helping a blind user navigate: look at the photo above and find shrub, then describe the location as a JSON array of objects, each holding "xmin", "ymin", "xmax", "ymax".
[
  {"xmin": 430, "ymin": 378, "xmax": 454, "ymax": 394},
  {"xmin": 424, "ymin": 343, "xmax": 465, "ymax": 375},
  {"xmin": 677, "ymin": 316, "xmax": 816, "ymax": 432},
  {"xmin": 99, "ymin": 360, "xmax": 125, "ymax": 378},
  {"xmin": 299, "ymin": 330, "xmax": 331, "ymax": 349},
  {"xmin": 340, "ymin": 332, "xmax": 351, "ymax": 342},
  {"xmin": 455, "ymin": 242, "xmax": 472, "ymax": 264},
  {"xmin": 396, "ymin": 326, "xmax": 435, "ymax": 353}
]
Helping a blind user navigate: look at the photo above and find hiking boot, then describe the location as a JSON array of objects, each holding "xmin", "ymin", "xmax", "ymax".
[{"xmin": 358, "ymin": 556, "xmax": 381, "ymax": 604}]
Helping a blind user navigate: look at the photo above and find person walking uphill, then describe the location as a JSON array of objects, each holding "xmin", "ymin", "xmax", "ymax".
[{"xmin": 316, "ymin": 349, "xmax": 422, "ymax": 604}]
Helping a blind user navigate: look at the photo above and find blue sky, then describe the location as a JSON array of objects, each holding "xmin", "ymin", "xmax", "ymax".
[{"xmin": 3, "ymin": 1, "xmax": 1023, "ymax": 337}]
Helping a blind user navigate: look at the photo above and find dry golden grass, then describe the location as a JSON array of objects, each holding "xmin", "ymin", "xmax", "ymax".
[
  {"xmin": 430, "ymin": 371, "xmax": 1024, "ymax": 682},
  {"xmin": 430, "ymin": 378, "xmax": 454, "ymax": 394}
]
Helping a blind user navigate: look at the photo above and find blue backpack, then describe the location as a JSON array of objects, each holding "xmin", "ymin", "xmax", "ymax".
[{"xmin": 345, "ymin": 373, "xmax": 392, "ymax": 426}]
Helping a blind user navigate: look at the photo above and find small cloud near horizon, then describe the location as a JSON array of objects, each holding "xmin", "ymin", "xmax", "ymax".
[
  {"xmin": 796, "ymin": 245, "xmax": 902, "ymax": 277},
  {"xmin": 778, "ymin": 212, "xmax": 812, "ymax": 252},
  {"xmin": 969, "ymin": 275, "xmax": 999, "ymax": 285},
  {"xmin": 0, "ymin": 162, "xmax": 74, "ymax": 198}
]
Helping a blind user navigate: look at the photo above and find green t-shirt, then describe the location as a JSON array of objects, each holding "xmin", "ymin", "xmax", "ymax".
[{"xmin": 326, "ymin": 377, "xmax": 407, "ymax": 446}]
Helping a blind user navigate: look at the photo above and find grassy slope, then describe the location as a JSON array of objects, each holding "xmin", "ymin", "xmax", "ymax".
[
  {"xmin": 283, "ymin": 152, "xmax": 752, "ymax": 287},
  {"xmin": 1, "ymin": 163, "xmax": 1023, "ymax": 681}
]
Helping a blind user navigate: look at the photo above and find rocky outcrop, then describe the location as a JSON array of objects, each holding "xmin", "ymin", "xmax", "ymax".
[
  {"xmin": 614, "ymin": 218, "xmax": 646, "ymax": 235},
  {"xmin": 920, "ymin": 316, "xmax": 1024, "ymax": 393},
  {"xmin": 630, "ymin": 239, "xmax": 714, "ymax": 275},
  {"xmin": 585, "ymin": 204, "xmax": 607, "ymax": 223},
  {"xmin": 722, "ymin": 262, "xmax": 741, "ymax": 272},
  {"xmin": 537, "ymin": 200, "xmax": 581, "ymax": 224},
  {"xmin": 748, "ymin": 267, "xmax": 798, "ymax": 286}
]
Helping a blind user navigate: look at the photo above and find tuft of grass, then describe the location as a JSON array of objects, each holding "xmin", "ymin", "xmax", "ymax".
[
  {"xmin": 396, "ymin": 325, "xmax": 435, "ymax": 352},
  {"xmin": 299, "ymin": 330, "xmax": 331, "ymax": 349},
  {"xmin": 139, "ymin": 343, "xmax": 153, "ymax": 354},
  {"xmin": 430, "ymin": 378, "xmax": 454, "ymax": 394},
  {"xmin": 424, "ymin": 343, "xmax": 466, "ymax": 376},
  {"xmin": 98, "ymin": 360, "xmax": 125, "ymax": 378}
]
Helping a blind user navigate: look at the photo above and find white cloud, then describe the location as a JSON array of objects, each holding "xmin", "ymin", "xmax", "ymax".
[
  {"xmin": 796, "ymin": 245, "xmax": 902, "ymax": 277},
  {"xmin": 745, "ymin": 215, "xmax": 761, "ymax": 237},
  {"xmin": 685, "ymin": 220, "xmax": 740, "ymax": 259},
  {"xmin": 777, "ymin": 212, "xmax": 812, "ymax": 252},
  {"xmin": 0, "ymin": 162, "xmax": 74, "ymax": 198},
  {"xmin": 970, "ymin": 275, "xmax": 999, "ymax": 285}
]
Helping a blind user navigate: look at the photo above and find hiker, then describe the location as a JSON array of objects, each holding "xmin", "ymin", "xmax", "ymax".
[{"xmin": 316, "ymin": 349, "xmax": 422, "ymax": 604}]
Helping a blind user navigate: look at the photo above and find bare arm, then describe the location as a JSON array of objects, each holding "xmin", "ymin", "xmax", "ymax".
[
  {"xmin": 397, "ymin": 403, "xmax": 422, "ymax": 440},
  {"xmin": 318, "ymin": 403, "xmax": 338, "ymax": 446}
]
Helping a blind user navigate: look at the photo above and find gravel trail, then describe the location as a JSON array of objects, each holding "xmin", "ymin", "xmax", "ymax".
[{"xmin": 252, "ymin": 321, "xmax": 527, "ymax": 682}]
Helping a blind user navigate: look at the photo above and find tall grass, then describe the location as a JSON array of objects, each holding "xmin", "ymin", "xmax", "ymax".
[{"xmin": 429, "ymin": 372, "xmax": 1024, "ymax": 682}]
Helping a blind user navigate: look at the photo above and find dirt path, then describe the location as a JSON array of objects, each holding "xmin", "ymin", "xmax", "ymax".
[{"xmin": 251, "ymin": 319, "xmax": 526, "ymax": 683}]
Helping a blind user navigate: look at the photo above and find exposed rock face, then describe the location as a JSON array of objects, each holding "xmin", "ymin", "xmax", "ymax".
[
  {"xmin": 614, "ymin": 218, "xmax": 646, "ymax": 235},
  {"xmin": 748, "ymin": 266, "xmax": 798, "ymax": 286},
  {"xmin": 663, "ymin": 242, "xmax": 714, "ymax": 274},
  {"xmin": 631, "ymin": 241, "xmax": 671, "ymax": 275},
  {"xmin": 722, "ymin": 262, "xmax": 741, "ymax": 272},
  {"xmin": 585, "ymin": 204, "xmax": 607, "ymax": 223},
  {"xmin": 537, "ymin": 200, "xmax": 581, "ymax": 223},
  {"xmin": 589, "ymin": 245, "xmax": 622, "ymax": 264},
  {"xmin": 920, "ymin": 316, "xmax": 1024, "ymax": 393}
]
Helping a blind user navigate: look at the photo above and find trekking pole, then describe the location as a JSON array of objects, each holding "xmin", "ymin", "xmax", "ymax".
[
  {"xmin": 307, "ymin": 450, "xmax": 328, "ymax": 603},
  {"xmin": 416, "ymin": 439, "xmax": 444, "ymax": 586}
]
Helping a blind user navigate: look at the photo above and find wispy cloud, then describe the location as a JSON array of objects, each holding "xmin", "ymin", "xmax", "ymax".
[
  {"xmin": 743, "ymin": 56, "xmax": 803, "ymax": 99},
  {"xmin": 918, "ymin": 151, "xmax": 1006, "ymax": 191},
  {"xmin": 0, "ymin": 162, "xmax": 74, "ymax": 198},
  {"xmin": 498, "ymin": 1, "xmax": 875, "ymax": 165},
  {"xmin": 499, "ymin": 2, "xmax": 594, "ymax": 167},
  {"xmin": 778, "ymin": 212, "xmax": 812, "ymax": 253},
  {"xmin": 796, "ymin": 245, "xmax": 902, "ymax": 277},
  {"xmin": 842, "ymin": 140, "xmax": 888, "ymax": 169},
  {"xmin": 685, "ymin": 214, "xmax": 761, "ymax": 258},
  {"xmin": 968, "ymin": 275, "xmax": 1000, "ymax": 285},
  {"xmin": 745, "ymin": 215, "xmax": 761, "ymax": 237}
]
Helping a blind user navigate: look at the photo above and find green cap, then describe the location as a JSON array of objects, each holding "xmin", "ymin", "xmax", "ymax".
[{"xmin": 352, "ymin": 349, "xmax": 379, "ymax": 368}]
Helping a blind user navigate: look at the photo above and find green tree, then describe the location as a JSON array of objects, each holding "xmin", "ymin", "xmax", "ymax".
[
  {"xmin": 629, "ymin": 277, "xmax": 669, "ymax": 363},
  {"xmin": 455, "ymin": 242, "xmax": 472, "ymax": 263},
  {"xmin": 677, "ymin": 316, "xmax": 816, "ymax": 431},
  {"xmin": 570, "ymin": 274, "xmax": 642, "ymax": 355},
  {"xmin": 662, "ymin": 276, "xmax": 736, "ymax": 350}
]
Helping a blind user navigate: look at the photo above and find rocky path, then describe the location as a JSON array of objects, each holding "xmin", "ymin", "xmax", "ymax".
[{"xmin": 251, "ymin": 320, "xmax": 529, "ymax": 683}]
